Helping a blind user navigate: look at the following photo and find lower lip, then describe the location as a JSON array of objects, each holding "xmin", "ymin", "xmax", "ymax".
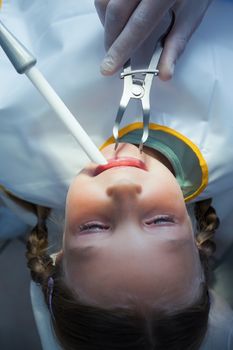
[{"xmin": 94, "ymin": 157, "xmax": 147, "ymax": 176}]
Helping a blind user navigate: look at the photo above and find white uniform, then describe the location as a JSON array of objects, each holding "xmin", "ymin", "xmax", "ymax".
[{"xmin": 1, "ymin": 1, "xmax": 233, "ymax": 348}]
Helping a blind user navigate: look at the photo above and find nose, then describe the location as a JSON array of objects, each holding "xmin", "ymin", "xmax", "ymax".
[{"xmin": 107, "ymin": 180, "xmax": 142, "ymax": 199}]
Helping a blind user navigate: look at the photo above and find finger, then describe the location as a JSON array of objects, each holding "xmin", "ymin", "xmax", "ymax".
[
  {"xmin": 94, "ymin": 0, "xmax": 110, "ymax": 25},
  {"xmin": 101, "ymin": 0, "xmax": 175, "ymax": 75},
  {"xmin": 158, "ymin": 29, "xmax": 188, "ymax": 81},
  {"xmin": 158, "ymin": 0, "xmax": 213, "ymax": 80},
  {"xmin": 104, "ymin": 0, "xmax": 141, "ymax": 49}
]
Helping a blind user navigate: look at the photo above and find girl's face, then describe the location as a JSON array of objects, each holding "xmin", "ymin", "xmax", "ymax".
[{"xmin": 63, "ymin": 143, "xmax": 203, "ymax": 310}]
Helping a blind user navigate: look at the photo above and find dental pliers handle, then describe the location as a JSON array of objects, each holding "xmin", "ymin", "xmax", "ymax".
[
  {"xmin": 113, "ymin": 10, "xmax": 175, "ymax": 152},
  {"xmin": 113, "ymin": 61, "xmax": 132, "ymax": 149},
  {"xmin": 113, "ymin": 45, "xmax": 162, "ymax": 151}
]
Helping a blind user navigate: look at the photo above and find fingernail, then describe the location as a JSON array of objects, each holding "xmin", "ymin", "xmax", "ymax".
[{"xmin": 100, "ymin": 56, "xmax": 115, "ymax": 75}]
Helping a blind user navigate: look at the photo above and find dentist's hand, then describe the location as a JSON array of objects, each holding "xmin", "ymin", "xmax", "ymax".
[{"xmin": 95, "ymin": 0, "xmax": 213, "ymax": 80}]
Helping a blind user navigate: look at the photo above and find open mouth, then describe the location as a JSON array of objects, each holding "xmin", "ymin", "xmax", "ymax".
[{"xmin": 94, "ymin": 157, "xmax": 148, "ymax": 176}]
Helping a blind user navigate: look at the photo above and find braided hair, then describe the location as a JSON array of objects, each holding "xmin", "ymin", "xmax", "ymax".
[
  {"xmin": 26, "ymin": 205, "xmax": 55, "ymax": 295},
  {"xmin": 194, "ymin": 199, "xmax": 220, "ymax": 283}
]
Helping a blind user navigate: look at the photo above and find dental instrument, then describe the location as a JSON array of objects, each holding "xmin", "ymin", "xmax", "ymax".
[
  {"xmin": 113, "ymin": 11, "xmax": 175, "ymax": 152},
  {"xmin": 0, "ymin": 20, "xmax": 107, "ymax": 165}
]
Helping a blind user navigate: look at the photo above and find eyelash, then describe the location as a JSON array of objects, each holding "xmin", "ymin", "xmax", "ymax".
[
  {"xmin": 79, "ymin": 222, "xmax": 110, "ymax": 233},
  {"xmin": 79, "ymin": 215, "xmax": 175, "ymax": 233},
  {"xmin": 144, "ymin": 215, "xmax": 175, "ymax": 226}
]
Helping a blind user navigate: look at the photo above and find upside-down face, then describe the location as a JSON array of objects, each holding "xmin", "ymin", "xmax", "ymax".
[{"xmin": 63, "ymin": 143, "xmax": 203, "ymax": 311}]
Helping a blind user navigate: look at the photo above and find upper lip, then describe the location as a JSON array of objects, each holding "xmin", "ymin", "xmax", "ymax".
[{"xmin": 94, "ymin": 157, "xmax": 148, "ymax": 176}]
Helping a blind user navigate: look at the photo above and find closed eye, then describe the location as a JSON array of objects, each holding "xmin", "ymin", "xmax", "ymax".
[
  {"xmin": 79, "ymin": 222, "xmax": 110, "ymax": 234},
  {"xmin": 144, "ymin": 215, "xmax": 175, "ymax": 226}
]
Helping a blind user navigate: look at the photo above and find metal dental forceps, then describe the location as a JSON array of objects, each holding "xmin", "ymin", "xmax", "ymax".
[{"xmin": 113, "ymin": 11, "xmax": 175, "ymax": 152}]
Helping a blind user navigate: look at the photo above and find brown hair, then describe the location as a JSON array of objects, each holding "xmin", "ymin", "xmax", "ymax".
[{"xmin": 26, "ymin": 199, "xmax": 219, "ymax": 350}]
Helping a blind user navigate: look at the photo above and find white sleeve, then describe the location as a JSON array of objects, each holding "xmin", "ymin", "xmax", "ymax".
[
  {"xmin": 30, "ymin": 281, "xmax": 62, "ymax": 350},
  {"xmin": 200, "ymin": 290, "xmax": 233, "ymax": 350}
]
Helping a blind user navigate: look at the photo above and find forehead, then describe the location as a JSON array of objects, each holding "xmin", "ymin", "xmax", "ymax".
[{"xmin": 64, "ymin": 236, "xmax": 201, "ymax": 310}]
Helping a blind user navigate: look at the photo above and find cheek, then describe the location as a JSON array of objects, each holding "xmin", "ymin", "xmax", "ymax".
[
  {"xmin": 67, "ymin": 176, "xmax": 93, "ymax": 210},
  {"xmin": 143, "ymin": 179, "xmax": 186, "ymax": 214},
  {"xmin": 65, "ymin": 179, "xmax": 90, "ymax": 230}
]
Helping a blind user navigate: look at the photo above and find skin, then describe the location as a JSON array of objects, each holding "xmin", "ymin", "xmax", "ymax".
[{"xmin": 63, "ymin": 143, "xmax": 203, "ymax": 311}]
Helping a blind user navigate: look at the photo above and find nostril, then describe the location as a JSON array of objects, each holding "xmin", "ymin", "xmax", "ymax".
[{"xmin": 107, "ymin": 181, "xmax": 142, "ymax": 197}]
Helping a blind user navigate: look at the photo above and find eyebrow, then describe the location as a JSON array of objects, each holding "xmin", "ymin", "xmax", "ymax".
[
  {"xmin": 70, "ymin": 234, "xmax": 189, "ymax": 260},
  {"xmin": 70, "ymin": 245, "xmax": 100, "ymax": 262},
  {"xmin": 163, "ymin": 237, "xmax": 190, "ymax": 251}
]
